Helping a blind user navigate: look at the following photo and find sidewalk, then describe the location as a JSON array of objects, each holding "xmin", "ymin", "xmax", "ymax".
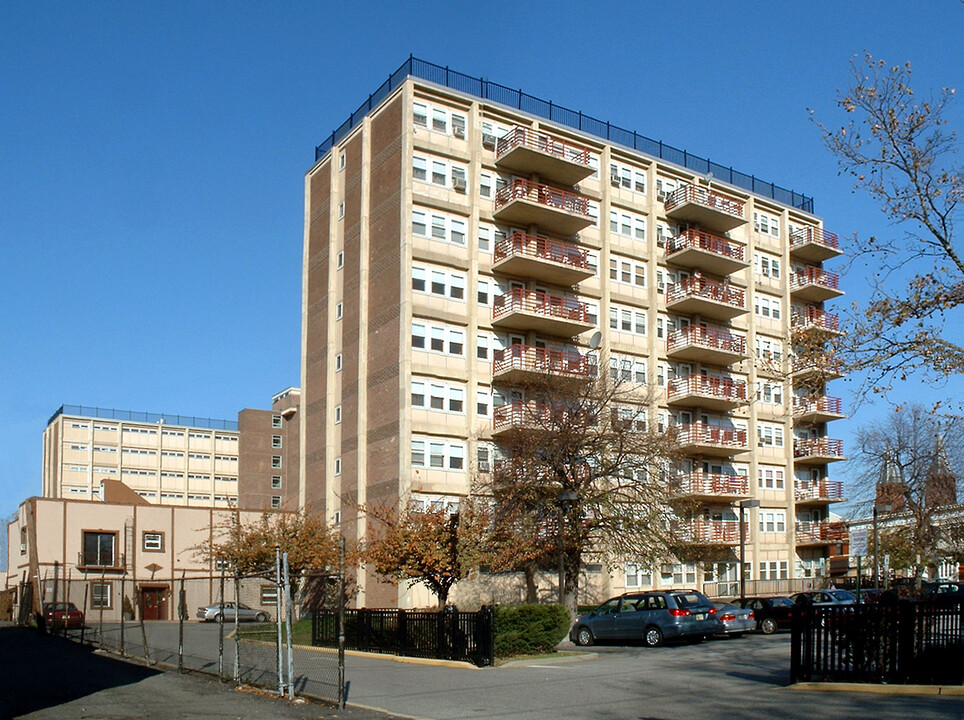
[{"xmin": 0, "ymin": 626, "xmax": 404, "ymax": 720}]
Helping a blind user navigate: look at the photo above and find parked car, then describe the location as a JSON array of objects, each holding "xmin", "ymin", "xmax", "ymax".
[
  {"xmin": 791, "ymin": 589, "xmax": 857, "ymax": 607},
  {"xmin": 712, "ymin": 602, "xmax": 755, "ymax": 637},
  {"xmin": 42, "ymin": 602, "xmax": 85, "ymax": 629},
  {"xmin": 570, "ymin": 590, "xmax": 720, "ymax": 648},
  {"xmin": 196, "ymin": 602, "xmax": 269, "ymax": 623},
  {"xmin": 735, "ymin": 596, "xmax": 794, "ymax": 634},
  {"xmin": 922, "ymin": 581, "xmax": 964, "ymax": 600}
]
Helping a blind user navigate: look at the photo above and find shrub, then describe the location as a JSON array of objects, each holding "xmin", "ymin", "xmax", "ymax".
[{"xmin": 494, "ymin": 604, "xmax": 571, "ymax": 657}]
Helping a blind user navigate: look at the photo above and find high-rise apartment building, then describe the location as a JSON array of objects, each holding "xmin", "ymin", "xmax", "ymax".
[{"xmin": 303, "ymin": 58, "xmax": 846, "ymax": 607}]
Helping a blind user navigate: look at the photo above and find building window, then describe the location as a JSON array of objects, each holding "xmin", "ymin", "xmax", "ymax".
[
  {"xmin": 260, "ymin": 585, "xmax": 279, "ymax": 605},
  {"xmin": 757, "ymin": 422, "xmax": 785, "ymax": 448},
  {"xmin": 82, "ymin": 531, "xmax": 116, "ymax": 568},
  {"xmin": 754, "ymin": 294, "xmax": 781, "ymax": 320},
  {"xmin": 271, "ymin": 496, "xmax": 282, "ymax": 509},
  {"xmin": 334, "ymin": 457, "xmax": 341, "ymax": 475},
  {"xmin": 336, "ymin": 302, "xmax": 343, "ymax": 320},
  {"xmin": 142, "ymin": 532, "xmax": 164, "ymax": 552},
  {"xmin": 272, "ymin": 435, "xmax": 283, "ymax": 448},
  {"xmin": 334, "ymin": 405, "xmax": 342, "ymax": 424},
  {"xmin": 335, "ymin": 353, "xmax": 343, "ymax": 372},
  {"xmin": 754, "ymin": 253, "xmax": 781, "ymax": 279},
  {"xmin": 336, "ymin": 251, "xmax": 344, "ymax": 269},
  {"xmin": 756, "ymin": 382, "xmax": 783, "ymax": 406},
  {"xmin": 338, "ymin": 151, "xmax": 346, "ymax": 170},
  {"xmin": 90, "ymin": 581, "xmax": 113, "ymax": 609},
  {"xmin": 758, "ymin": 466, "xmax": 785, "ymax": 490},
  {"xmin": 624, "ymin": 563, "xmax": 652, "ymax": 588},
  {"xmin": 271, "ymin": 475, "xmax": 282, "ymax": 489},
  {"xmin": 758, "ymin": 510, "xmax": 787, "ymax": 534},
  {"xmin": 271, "ymin": 456, "xmax": 282, "ymax": 469},
  {"xmin": 271, "ymin": 415, "xmax": 282, "ymax": 428},
  {"xmin": 337, "ymin": 201, "xmax": 345, "ymax": 219}
]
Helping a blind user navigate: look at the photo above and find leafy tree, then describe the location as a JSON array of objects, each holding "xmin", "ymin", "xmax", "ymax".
[
  {"xmin": 849, "ymin": 404, "xmax": 964, "ymax": 585},
  {"xmin": 813, "ymin": 54, "xmax": 963, "ymax": 403},
  {"xmin": 478, "ymin": 358, "xmax": 681, "ymax": 618},
  {"xmin": 362, "ymin": 498, "xmax": 488, "ymax": 607}
]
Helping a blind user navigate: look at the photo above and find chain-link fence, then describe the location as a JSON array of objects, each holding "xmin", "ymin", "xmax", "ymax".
[{"xmin": 24, "ymin": 553, "xmax": 345, "ymax": 706}]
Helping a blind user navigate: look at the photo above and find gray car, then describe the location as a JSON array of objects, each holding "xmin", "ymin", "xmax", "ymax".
[
  {"xmin": 790, "ymin": 589, "xmax": 856, "ymax": 607},
  {"xmin": 196, "ymin": 602, "xmax": 270, "ymax": 623},
  {"xmin": 712, "ymin": 602, "xmax": 755, "ymax": 637},
  {"xmin": 570, "ymin": 590, "xmax": 720, "ymax": 647}
]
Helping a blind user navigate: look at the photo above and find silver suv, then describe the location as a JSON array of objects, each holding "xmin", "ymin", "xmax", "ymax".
[{"xmin": 570, "ymin": 590, "xmax": 720, "ymax": 647}]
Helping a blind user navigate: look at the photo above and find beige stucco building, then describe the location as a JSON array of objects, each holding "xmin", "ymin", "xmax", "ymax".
[{"xmin": 302, "ymin": 58, "xmax": 848, "ymax": 607}]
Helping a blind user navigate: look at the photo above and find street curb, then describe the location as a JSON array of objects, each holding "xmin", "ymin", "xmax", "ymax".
[
  {"xmin": 498, "ymin": 652, "xmax": 598, "ymax": 668},
  {"xmin": 790, "ymin": 682, "xmax": 964, "ymax": 696}
]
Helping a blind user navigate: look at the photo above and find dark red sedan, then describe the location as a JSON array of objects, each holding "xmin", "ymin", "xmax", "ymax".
[{"xmin": 43, "ymin": 602, "xmax": 85, "ymax": 629}]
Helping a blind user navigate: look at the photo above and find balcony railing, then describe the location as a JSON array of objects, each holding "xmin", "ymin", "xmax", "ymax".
[
  {"xmin": 792, "ymin": 307, "xmax": 841, "ymax": 334},
  {"xmin": 496, "ymin": 126, "xmax": 593, "ymax": 167},
  {"xmin": 791, "ymin": 266, "xmax": 840, "ymax": 293},
  {"xmin": 792, "ymin": 395, "xmax": 844, "ymax": 416},
  {"xmin": 491, "ymin": 232, "xmax": 593, "ymax": 287},
  {"xmin": 493, "ymin": 344, "xmax": 594, "ymax": 379},
  {"xmin": 795, "ymin": 521, "xmax": 847, "ymax": 544},
  {"xmin": 663, "ymin": 185, "xmax": 746, "ymax": 232},
  {"xmin": 671, "ymin": 473, "xmax": 750, "ymax": 498},
  {"xmin": 790, "ymin": 357, "xmax": 845, "ymax": 380},
  {"xmin": 492, "ymin": 400, "xmax": 585, "ymax": 435},
  {"xmin": 667, "ymin": 229, "xmax": 745, "ymax": 263},
  {"xmin": 675, "ymin": 423, "xmax": 748, "ymax": 450},
  {"xmin": 794, "ymin": 479, "xmax": 845, "ymax": 503},
  {"xmin": 495, "ymin": 178, "xmax": 591, "ymax": 216},
  {"xmin": 666, "ymin": 276, "xmax": 745, "ymax": 318},
  {"xmin": 493, "ymin": 288, "xmax": 591, "ymax": 324},
  {"xmin": 794, "ymin": 437, "xmax": 845, "ymax": 460},
  {"xmin": 678, "ymin": 519, "xmax": 741, "ymax": 544},
  {"xmin": 666, "ymin": 325, "xmax": 746, "ymax": 358},
  {"xmin": 667, "ymin": 375, "xmax": 747, "ymax": 405},
  {"xmin": 790, "ymin": 227, "xmax": 840, "ymax": 253}
]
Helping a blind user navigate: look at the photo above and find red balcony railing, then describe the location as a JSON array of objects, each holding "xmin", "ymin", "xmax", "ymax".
[
  {"xmin": 790, "ymin": 227, "xmax": 839, "ymax": 252},
  {"xmin": 792, "ymin": 395, "xmax": 843, "ymax": 416},
  {"xmin": 675, "ymin": 423, "xmax": 748, "ymax": 449},
  {"xmin": 664, "ymin": 185, "xmax": 745, "ymax": 219},
  {"xmin": 667, "ymin": 375, "xmax": 747, "ymax": 403},
  {"xmin": 493, "ymin": 288, "xmax": 591, "ymax": 324},
  {"xmin": 493, "ymin": 232, "xmax": 589, "ymax": 270},
  {"xmin": 790, "ymin": 356, "xmax": 845, "ymax": 378},
  {"xmin": 493, "ymin": 400, "xmax": 551, "ymax": 432},
  {"xmin": 678, "ymin": 519, "xmax": 741, "ymax": 544},
  {"xmin": 792, "ymin": 307, "xmax": 840, "ymax": 333},
  {"xmin": 791, "ymin": 266, "xmax": 840, "ymax": 292},
  {"xmin": 794, "ymin": 479, "xmax": 845, "ymax": 503},
  {"xmin": 496, "ymin": 126, "xmax": 593, "ymax": 168},
  {"xmin": 667, "ymin": 325, "xmax": 746, "ymax": 356},
  {"xmin": 795, "ymin": 521, "xmax": 847, "ymax": 544},
  {"xmin": 794, "ymin": 437, "xmax": 845, "ymax": 459},
  {"xmin": 493, "ymin": 344, "xmax": 593, "ymax": 378},
  {"xmin": 666, "ymin": 228, "xmax": 746, "ymax": 263},
  {"xmin": 667, "ymin": 276, "xmax": 745, "ymax": 308},
  {"xmin": 671, "ymin": 473, "xmax": 749, "ymax": 497},
  {"xmin": 495, "ymin": 178, "xmax": 591, "ymax": 217}
]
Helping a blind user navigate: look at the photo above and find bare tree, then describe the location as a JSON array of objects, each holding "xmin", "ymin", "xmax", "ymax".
[
  {"xmin": 848, "ymin": 404, "xmax": 964, "ymax": 585},
  {"xmin": 478, "ymin": 354, "xmax": 681, "ymax": 618},
  {"xmin": 812, "ymin": 54, "xmax": 963, "ymax": 404}
]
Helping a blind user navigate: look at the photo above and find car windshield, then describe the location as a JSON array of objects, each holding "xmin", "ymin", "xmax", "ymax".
[
  {"xmin": 771, "ymin": 597, "xmax": 793, "ymax": 608},
  {"xmin": 672, "ymin": 593, "xmax": 707, "ymax": 608},
  {"xmin": 45, "ymin": 603, "xmax": 76, "ymax": 612},
  {"xmin": 829, "ymin": 590, "xmax": 855, "ymax": 601}
]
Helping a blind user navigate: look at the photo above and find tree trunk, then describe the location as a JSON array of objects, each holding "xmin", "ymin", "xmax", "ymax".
[
  {"xmin": 524, "ymin": 563, "xmax": 539, "ymax": 604},
  {"xmin": 562, "ymin": 548, "xmax": 580, "ymax": 620}
]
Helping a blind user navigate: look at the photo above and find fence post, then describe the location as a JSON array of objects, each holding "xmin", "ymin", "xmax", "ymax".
[
  {"xmin": 119, "ymin": 577, "xmax": 125, "ymax": 656},
  {"xmin": 283, "ymin": 552, "xmax": 294, "ymax": 700},
  {"xmin": 218, "ymin": 568, "xmax": 225, "ymax": 680},
  {"xmin": 99, "ymin": 569, "xmax": 106, "ymax": 645},
  {"xmin": 896, "ymin": 600, "xmax": 915, "ymax": 682},
  {"xmin": 275, "ymin": 547, "xmax": 283, "ymax": 697},
  {"xmin": 338, "ymin": 536, "xmax": 346, "ymax": 709},
  {"xmin": 81, "ymin": 581, "xmax": 89, "ymax": 645},
  {"xmin": 177, "ymin": 574, "xmax": 185, "ymax": 672},
  {"xmin": 233, "ymin": 573, "xmax": 240, "ymax": 685}
]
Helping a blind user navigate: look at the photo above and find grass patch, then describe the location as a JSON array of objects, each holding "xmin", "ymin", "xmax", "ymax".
[{"xmin": 237, "ymin": 618, "xmax": 313, "ymax": 646}]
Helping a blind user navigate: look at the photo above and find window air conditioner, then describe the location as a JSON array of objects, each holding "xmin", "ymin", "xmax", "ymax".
[
  {"xmin": 452, "ymin": 177, "xmax": 467, "ymax": 193},
  {"xmin": 453, "ymin": 126, "xmax": 466, "ymax": 139},
  {"xmin": 610, "ymin": 173, "xmax": 621, "ymax": 187},
  {"xmin": 481, "ymin": 133, "xmax": 496, "ymax": 150}
]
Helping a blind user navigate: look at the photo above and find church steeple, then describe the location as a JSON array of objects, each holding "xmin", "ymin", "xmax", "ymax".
[{"xmin": 925, "ymin": 431, "xmax": 957, "ymax": 508}]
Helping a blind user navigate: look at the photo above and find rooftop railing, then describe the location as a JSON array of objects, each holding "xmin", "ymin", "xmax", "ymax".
[
  {"xmin": 313, "ymin": 56, "xmax": 814, "ymax": 212},
  {"xmin": 50, "ymin": 404, "xmax": 238, "ymax": 431}
]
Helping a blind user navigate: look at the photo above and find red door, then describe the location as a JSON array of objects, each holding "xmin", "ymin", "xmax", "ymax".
[{"xmin": 140, "ymin": 588, "xmax": 167, "ymax": 620}]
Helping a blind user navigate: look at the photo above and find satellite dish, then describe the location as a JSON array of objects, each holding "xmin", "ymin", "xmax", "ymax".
[{"xmin": 589, "ymin": 331, "xmax": 602, "ymax": 350}]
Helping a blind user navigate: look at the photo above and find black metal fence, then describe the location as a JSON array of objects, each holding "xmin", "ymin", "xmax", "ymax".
[
  {"xmin": 312, "ymin": 606, "xmax": 494, "ymax": 667},
  {"xmin": 791, "ymin": 599, "xmax": 963, "ymax": 684},
  {"xmin": 313, "ymin": 56, "xmax": 814, "ymax": 213}
]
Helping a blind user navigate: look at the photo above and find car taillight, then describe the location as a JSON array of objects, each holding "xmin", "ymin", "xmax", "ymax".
[
  {"xmin": 721, "ymin": 613, "xmax": 735, "ymax": 621},
  {"xmin": 748, "ymin": 612, "xmax": 754, "ymax": 619},
  {"xmin": 668, "ymin": 608, "xmax": 691, "ymax": 617},
  {"xmin": 708, "ymin": 607, "xmax": 717, "ymax": 615}
]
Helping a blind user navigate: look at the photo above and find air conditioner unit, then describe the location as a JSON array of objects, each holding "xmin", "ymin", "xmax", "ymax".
[
  {"xmin": 453, "ymin": 125, "xmax": 466, "ymax": 139},
  {"xmin": 452, "ymin": 177, "xmax": 467, "ymax": 193},
  {"xmin": 478, "ymin": 461, "xmax": 490, "ymax": 472},
  {"xmin": 660, "ymin": 564, "xmax": 674, "ymax": 575},
  {"xmin": 657, "ymin": 191, "xmax": 670, "ymax": 202},
  {"xmin": 610, "ymin": 174, "xmax": 621, "ymax": 187},
  {"xmin": 481, "ymin": 133, "xmax": 496, "ymax": 150}
]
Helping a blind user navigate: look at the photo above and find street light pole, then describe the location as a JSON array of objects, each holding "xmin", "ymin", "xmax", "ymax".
[{"xmin": 739, "ymin": 499, "xmax": 761, "ymax": 600}]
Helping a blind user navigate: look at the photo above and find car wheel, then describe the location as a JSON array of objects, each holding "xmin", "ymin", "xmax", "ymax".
[
  {"xmin": 213, "ymin": 613, "xmax": 223, "ymax": 623},
  {"xmin": 760, "ymin": 618, "xmax": 778, "ymax": 635},
  {"xmin": 575, "ymin": 626, "xmax": 594, "ymax": 647},
  {"xmin": 256, "ymin": 612, "xmax": 268, "ymax": 623},
  {"xmin": 643, "ymin": 626, "xmax": 663, "ymax": 648}
]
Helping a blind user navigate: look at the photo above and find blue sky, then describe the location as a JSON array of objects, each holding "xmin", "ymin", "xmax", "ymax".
[{"xmin": 2, "ymin": 1, "xmax": 963, "ymax": 539}]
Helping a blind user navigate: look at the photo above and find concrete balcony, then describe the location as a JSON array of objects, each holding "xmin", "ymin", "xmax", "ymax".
[
  {"xmin": 492, "ymin": 288, "xmax": 595, "ymax": 337},
  {"xmin": 666, "ymin": 276, "xmax": 746, "ymax": 321},
  {"xmin": 492, "ymin": 232, "xmax": 593, "ymax": 286},
  {"xmin": 790, "ymin": 227, "xmax": 843, "ymax": 263},
  {"xmin": 665, "ymin": 228, "xmax": 748, "ymax": 276},
  {"xmin": 790, "ymin": 266, "xmax": 844, "ymax": 303},
  {"xmin": 670, "ymin": 473, "xmax": 750, "ymax": 502},
  {"xmin": 792, "ymin": 395, "xmax": 846, "ymax": 424},
  {"xmin": 677, "ymin": 519, "xmax": 741, "ymax": 546},
  {"xmin": 791, "ymin": 307, "xmax": 843, "ymax": 337},
  {"xmin": 795, "ymin": 520, "xmax": 847, "ymax": 547},
  {"xmin": 790, "ymin": 357, "xmax": 846, "ymax": 383},
  {"xmin": 492, "ymin": 344, "xmax": 594, "ymax": 386},
  {"xmin": 793, "ymin": 437, "xmax": 846, "ymax": 464},
  {"xmin": 666, "ymin": 325, "xmax": 746, "ymax": 365},
  {"xmin": 667, "ymin": 374, "xmax": 747, "ymax": 411},
  {"xmin": 492, "ymin": 400, "xmax": 582, "ymax": 440},
  {"xmin": 675, "ymin": 423, "xmax": 749, "ymax": 457},
  {"xmin": 663, "ymin": 184, "xmax": 747, "ymax": 232},
  {"xmin": 495, "ymin": 126, "xmax": 595, "ymax": 186},
  {"xmin": 794, "ymin": 479, "xmax": 846, "ymax": 506},
  {"xmin": 494, "ymin": 178, "xmax": 594, "ymax": 236}
]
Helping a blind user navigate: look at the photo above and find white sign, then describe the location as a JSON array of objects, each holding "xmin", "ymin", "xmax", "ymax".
[{"xmin": 849, "ymin": 527, "xmax": 868, "ymax": 557}]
